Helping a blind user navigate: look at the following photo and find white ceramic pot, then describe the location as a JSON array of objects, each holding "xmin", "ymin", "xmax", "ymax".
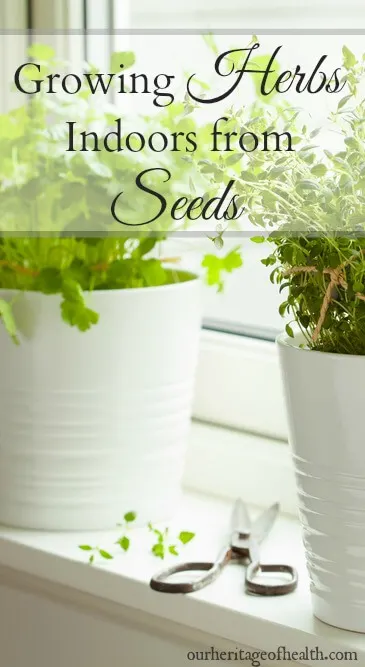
[
  {"xmin": 0, "ymin": 277, "xmax": 201, "ymax": 530},
  {"xmin": 277, "ymin": 332, "xmax": 365, "ymax": 633}
]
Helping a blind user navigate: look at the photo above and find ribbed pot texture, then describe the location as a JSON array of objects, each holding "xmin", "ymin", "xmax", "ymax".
[
  {"xmin": 0, "ymin": 279, "xmax": 201, "ymax": 530},
  {"xmin": 277, "ymin": 332, "xmax": 365, "ymax": 633}
]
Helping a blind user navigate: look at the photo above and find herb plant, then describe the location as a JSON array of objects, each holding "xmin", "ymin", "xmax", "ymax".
[
  {"xmin": 197, "ymin": 44, "xmax": 365, "ymax": 355},
  {"xmin": 0, "ymin": 43, "xmax": 242, "ymax": 341}
]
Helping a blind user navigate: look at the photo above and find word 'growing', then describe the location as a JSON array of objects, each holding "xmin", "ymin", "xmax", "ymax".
[{"xmin": 13, "ymin": 42, "xmax": 346, "ymax": 110}]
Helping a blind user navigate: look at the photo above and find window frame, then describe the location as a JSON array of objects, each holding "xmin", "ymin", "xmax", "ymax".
[
  {"xmin": 0, "ymin": 0, "xmax": 28, "ymax": 112},
  {"xmin": 192, "ymin": 329, "xmax": 287, "ymax": 439}
]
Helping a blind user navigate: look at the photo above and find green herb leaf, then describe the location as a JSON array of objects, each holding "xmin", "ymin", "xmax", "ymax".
[
  {"xmin": 311, "ymin": 164, "xmax": 327, "ymax": 177},
  {"xmin": 152, "ymin": 543, "xmax": 165, "ymax": 559},
  {"xmin": 61, "ymin": 299, "xmax": 99, "ymax": 332},
  {"xmin": 285, "ymin": 323, "xmax": 295, "ymax": 338},
  {"xmin": 168, "ymin": 545, "xmax": 179, "ymax": 556},
  {"xmin": 27, "ymin": 43, "xmax": 55, "ymax": 61},
  {"xmin": 117, "ymin": 536, "xmax": 130, "ymax": 552},
  {"xmin": 0, "ymin": 299, "xmax": 19, "ymax": 345},
  {"xmin": 37, "ymin": 268, "xmax": 63, "ymax": 294},
  {"xmin": 178, "ymin": 531, "xmax": 195, "ymax": 545},
  {"xmin": 79, "ymin": 544, "xmax": 93, "ymax": 551},
  {"xmin": 342, "ymin": 45, "xmax": 357, "ymax": 69},
  {"xmin": 139, "ymin": 259, "xmax": 166, "ymax": 287},
  {"xmin": 99, "ymin": 549, "xmax": 113, "ymax": 560},
  {"xmin": 110, "ymin": 51, "xmax": 135, "ymax": 73},
  {"xmin": 337, "ymin": 94, "xmax": 353, "ymax": 110},
  {"xmin": 226, "ymin": 154, "xmax": 242, "ymax": 166},
  {"xmin": 124, "ymin": 511, "xmax": 137, "ymax": 523},
  {"xmin": 202, "ymin": 248, "xmax": 242, "ymax": 292},
  {"xmin": 250, "ymin": 236, "xmax": 265, "ymax": 244}
]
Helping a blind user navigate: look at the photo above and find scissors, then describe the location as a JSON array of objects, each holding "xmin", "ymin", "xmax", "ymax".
[{"xmin": 150, "ymin": 499, "xmax": 298, "ymax": 596}]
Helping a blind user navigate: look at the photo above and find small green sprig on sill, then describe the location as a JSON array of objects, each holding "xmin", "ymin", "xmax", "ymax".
[
  {"xmin": 115, "ymin": 511, "xmax": 137, "ymax": 552},
  {"xmin": 78, "ymin": 544, "xmax": 113, "ymax": 565},
  {"xmin": 78, "ymin": 512, "xmax": 195, "ymax": 565},
  {"xmin": 78, "ymin": 511, "xmax": 137, "ymax": 564},
  {"xmin": 148, "ymin": 523, "xmax": 195, "ymax": 560}
]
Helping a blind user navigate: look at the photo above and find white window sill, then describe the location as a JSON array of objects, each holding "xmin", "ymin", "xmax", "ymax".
[{"xmin": 0, "ymin": 424, "xmax": 364, "ymax": 662}]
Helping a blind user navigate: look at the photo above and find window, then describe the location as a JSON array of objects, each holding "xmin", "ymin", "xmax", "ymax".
[{"xmin": 3, "ymin": 0, "xmax": 365, "ymax": 441}]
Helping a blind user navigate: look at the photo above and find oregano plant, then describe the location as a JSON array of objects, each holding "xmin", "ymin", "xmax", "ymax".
[{"xmin": 195, "ymin": 43, "xmax": 365, "ymax": 355}]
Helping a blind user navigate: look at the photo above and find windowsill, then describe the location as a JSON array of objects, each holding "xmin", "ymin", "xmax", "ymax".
[{"xmin": 0, "ymin": 425, "xmax": 364, "ymax": 660}]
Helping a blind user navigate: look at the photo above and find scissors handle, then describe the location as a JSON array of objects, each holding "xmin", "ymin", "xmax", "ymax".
[
  {"xmin": 150, "ymin": 547, "xmax": 232, "ymax": 594},
  {"xmin": 245, "ymin": 561, "xmax": 298, "ymax": 596}
]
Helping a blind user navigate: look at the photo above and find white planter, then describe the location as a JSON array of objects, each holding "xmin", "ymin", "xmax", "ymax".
[
  {"xmin": 0, "ymin": 278, "xmax": 201, "ymax": 530},
  {"xmin": 277, "ymin": 333, "xmax": 365, "ymax": 633}
]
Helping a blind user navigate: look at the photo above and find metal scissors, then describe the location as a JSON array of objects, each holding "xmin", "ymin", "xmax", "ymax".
[{"xmin": 150, "ymin": 499, "xmax": 298, "ymax": 595}]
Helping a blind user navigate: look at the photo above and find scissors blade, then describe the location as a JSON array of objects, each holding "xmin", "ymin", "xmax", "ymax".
[
  {"xmin": 251, "ymin": 503, "xmax": 280, "ymax": 544},
  {"xmin": 231, "ymin": 498, "xmax": 251, "ymax": 534}
]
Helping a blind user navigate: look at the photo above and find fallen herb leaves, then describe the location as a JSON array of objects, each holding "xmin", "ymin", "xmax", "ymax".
[
  {"xmin": 78, "ymin": 512, "xmax": 195, "ymax": 565},
  {"xmin": 148, "ymin": 523, "xmax": 195, "ymax": 559}
]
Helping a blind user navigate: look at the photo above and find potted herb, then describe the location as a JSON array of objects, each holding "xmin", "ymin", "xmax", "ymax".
[
  {"xmin": 0, "ymin": 45, "xmax": 242, "ymax": 531},
  {"xmin": 216, "ymin": 46, "xmax": 365, "ymax": 632}
]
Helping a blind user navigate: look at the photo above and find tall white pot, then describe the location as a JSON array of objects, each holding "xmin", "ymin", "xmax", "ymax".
[
  {"xmin": 277, "ymin": 332, "xmax": 365, "ymax": 633},
  {"xmin": 0, "ymin": 278, "xmax": 201, "ymax": 530}
]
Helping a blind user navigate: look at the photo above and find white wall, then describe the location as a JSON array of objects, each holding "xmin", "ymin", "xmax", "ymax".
[{"xmin": 0, "ymin": 576, "xmax": 300, "ymax": 667}]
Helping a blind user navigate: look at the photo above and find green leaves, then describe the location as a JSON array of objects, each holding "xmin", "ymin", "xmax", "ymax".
[
  {"xmin": 225, "ymin": 154, "xmax": 243, "ymax": 166},
  {"xmin": 27, "ymin": 43, "xmax": 56, "ymax": 62},
  {"xmin": 310, "ymin": 164, "xmax": 327, "ymax": 177},
  {"xmin": 36, "ymin": 268, "xmax": 63, "ymax": 294},
  {"xmin": 152, "ymin": 543, "xmax": 165, "ymax": 559},
  {"xmin": 296, "ymin": 179, "xmax": 321, "ymax": 192},
  {"xmin": 342, "ymin": 45, "xmax": 357, "ymax": 70},
  {"xmin": 61, "ymin": 299, "xmax": 99, "ymax": 332},
  {"xmin": 0, "ymin": 299, "xmax": 19, "ymax": 345},
  {"xmin": 178, "ymin": 531, "xmax": 195, "ymax": 545},
  {"xmin": 110, "ymin": 51, "xmax": 135, "ymax": 74},
  {"xmin": 337, "ymin": 94, "xmax": 353, "ymax": 111},
  {"xmin": 115, "ymin": 510, "xmax": 137, "ymax": 552},
  {"xmin": 139, "ymin": 259, "xmax": 167, "ymax": 287},
  {"xmin": 79, "ymin": 511, "xmax": 137, "ymax": 563},
  {"xmin": 148, "ymin": 523, "xmax": 196, "ymax": 560},
  {"xmin": 202, "ymin": 247, "xmax": 243, "ymax": 292},
  {"xmin": 285, "ymin": 323, "xmax": 295, "ymax": 338},
  {"xmin": 79, "ymin": 513, "xmax": 196, "ymax": 565},
  {"xmin": 78, "ymin": 544, "xmax": 114, "ymax": 564},
  {"xmin": 60, "ymin": 278, "xmax": 99, "ymax": 332},
  {"xmin": 148, "ymin": 524, "xmax": 169, "ymax": 560},
  {"xmin": 117, "ymin": 536, "xmax": 130, "ymax": 552},
  {"xmin": 0, "ymin": 44, "xmax": 247, "ymax": 336}
]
